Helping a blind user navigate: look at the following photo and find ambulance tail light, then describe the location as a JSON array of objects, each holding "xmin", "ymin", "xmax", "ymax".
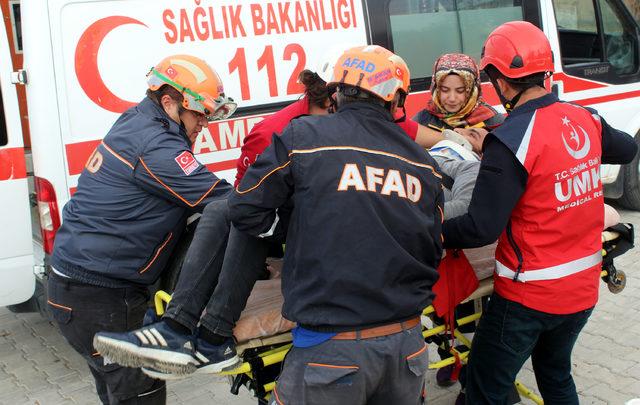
[{"xmin": 34, "ymin": 177, "xmax": 61, "ymax": 255}]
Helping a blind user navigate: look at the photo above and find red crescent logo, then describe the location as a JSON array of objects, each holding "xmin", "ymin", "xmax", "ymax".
[
  {"xmin": 166, "ymin": 66, "xmax": 178, "ymax": 79},
  {"xmin": 75, "ymin": 16, "xmax": 147, "ymax": 113}
]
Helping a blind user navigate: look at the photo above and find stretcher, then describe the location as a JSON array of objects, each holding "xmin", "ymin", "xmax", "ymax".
[{"xmin": 153, "ymin": 224, "xmax": 634, "ymax": 405}]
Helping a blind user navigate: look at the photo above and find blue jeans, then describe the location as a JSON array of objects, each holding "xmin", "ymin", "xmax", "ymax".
[
  {"xmin": 466, "ymin": 293, "xmax": 593, "ymax": 405},
  {"xmin": 163, "ymin": 199, "xmax": 270, "ymax": 337}
]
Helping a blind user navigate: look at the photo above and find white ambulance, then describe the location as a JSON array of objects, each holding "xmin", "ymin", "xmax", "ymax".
[{"xmin": 1, "ymin": 0, "xmax": 639, "ymax": 311}]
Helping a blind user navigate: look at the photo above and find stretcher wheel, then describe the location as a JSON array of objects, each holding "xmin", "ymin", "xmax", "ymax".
[{"xmin": 607, "ymin": 270, "xmax": 626, "ymax": 294}]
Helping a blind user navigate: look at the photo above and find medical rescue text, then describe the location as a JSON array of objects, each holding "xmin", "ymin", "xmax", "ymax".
[
  {"xmin": 162, "ymin": 0, "xmax": 358, "ymax": 42},
  {"xmin": 554, "ymin": 157, "xmax": 602, "ymax": 212}
]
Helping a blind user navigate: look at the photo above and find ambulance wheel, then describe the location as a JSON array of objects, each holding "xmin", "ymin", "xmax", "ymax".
[
  {"xmin": 7, "ymin": 278, "xmax": 48, "ymax": 318},
  {"xmin": 618, "ymin": 133, "xmax": 640, "ymax": 211},
  {"xmin": 7, "ymin": 295, "xmax": 39, "ymax": 313},
  {"xmin": 607, "ymin": 270, "xmax": 626, "ymax": 294}
]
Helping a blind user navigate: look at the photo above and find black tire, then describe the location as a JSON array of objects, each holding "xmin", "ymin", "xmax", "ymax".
[
  {"xmin": 617, "ymin": 133, "xmax": 640, "ymax": 211},
  {"xmin": 6, "ymin": 295, "xmax": 38, "ymax": 313},
  {"xmin": 7, "ymin": 277, "xmax": 49, "ymax": 318}
]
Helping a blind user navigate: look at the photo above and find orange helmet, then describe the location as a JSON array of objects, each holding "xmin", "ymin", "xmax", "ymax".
[
  {"xmin": 147, "ymin": 55, "xmax": 237, "ymax": 121},
  {"xmin": 480, "ymin": 21, "xmax": 554, "ymax": 79},
  {"xmin": 328, "ymin": 45, "xmax": 410, "ymax": 102}
]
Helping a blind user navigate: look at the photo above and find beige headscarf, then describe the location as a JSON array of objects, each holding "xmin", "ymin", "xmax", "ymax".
[{"xmin": 426, "ymin": 53, "xmax": 495, "ymax": 128}]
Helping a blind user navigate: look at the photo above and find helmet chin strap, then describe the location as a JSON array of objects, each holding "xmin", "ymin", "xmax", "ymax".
[
  {"xmin": 327, "ymin": 86, "xmax": 338, "ymax": 113},
  {"xmin": 393, "ymin": 105, "xmax": 407, "ymax": 123},
  {"xmin": 328, "ymin": 96, "xmax": 338, "ymax": 114},
  {"xmin": 490, "ymin": 77, "xmax": 527, "ymax": 113},
  {"xmin": 502, "ymin": 89, "xmax": 526, "ymax": 113},
  {"xmin": 176, "ymin": 105, "xmax": 194, "ymax": 144}
]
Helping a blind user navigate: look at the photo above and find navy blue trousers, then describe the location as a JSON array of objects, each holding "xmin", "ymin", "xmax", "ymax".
[
  {"xmin": 466, "ymin": 293, "xmax": 593, "ymax": 405},
  {"xmin": 48, "ymin": 273, "xmax": 166, "ymax": 404}
]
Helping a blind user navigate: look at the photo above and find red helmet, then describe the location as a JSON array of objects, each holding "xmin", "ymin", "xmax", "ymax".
[{"xmin": 480, "ymin": 21, "xmax": 554, "ymax": 78}]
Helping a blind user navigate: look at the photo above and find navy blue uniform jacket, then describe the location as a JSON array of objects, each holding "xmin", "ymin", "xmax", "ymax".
[
  {"xmin": 230, "ymin": 102, "xmax": 444, "ymax": 332},
  {"xmin": 52, "ymin": 97, "xmax": 232, "ymax": 287}
]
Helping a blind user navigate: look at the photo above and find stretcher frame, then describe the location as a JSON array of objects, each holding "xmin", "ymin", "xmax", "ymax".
[
  {"xmin": 154, "ymin": 280, "xmax": 545, "ymax": 404},
  {"xmin": 152, "ymin": 227, "xmax": 631, "ymax": 405}
]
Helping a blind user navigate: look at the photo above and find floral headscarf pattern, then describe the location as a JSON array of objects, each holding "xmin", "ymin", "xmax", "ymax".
[{"xmin": 426, "ymin": 53, "xmax": 496, "ymax": 128}]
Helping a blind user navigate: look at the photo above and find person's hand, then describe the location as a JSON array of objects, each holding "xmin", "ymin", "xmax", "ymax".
[{"xmin": 454, "ymin": 128, "xmax": 488, "ymax": 154}]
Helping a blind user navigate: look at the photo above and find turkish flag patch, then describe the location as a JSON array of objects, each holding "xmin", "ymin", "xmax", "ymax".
[
  {"xmin": 166, "ymin": 66, "xmax": 178, "ymax": 79},
  {"xmin": 175, "ymin": 151, "xmax": 200, "ymax": 175}
]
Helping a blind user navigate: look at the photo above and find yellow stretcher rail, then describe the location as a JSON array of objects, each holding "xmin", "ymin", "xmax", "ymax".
[
  {"xmin": 146, "ymin": 228, "xmax": 629, "ymax": 404},
  {"xmin": 154, "ymin": 290, "xmax": 171, "ymax": 316},
  {"xmin": 219, "ymin": 344, "xmax": 291, "ymax": 376},
  {"xmin": 153, "ymin": 290, "xmax": 545, "ymax": 403},
  {"xmin": 516, "ymin": 381, "xmax": 544, "ymax": 405},
  {"xmin": 428, "ymin": 349, "xmax": 470, "ymax": 369}
]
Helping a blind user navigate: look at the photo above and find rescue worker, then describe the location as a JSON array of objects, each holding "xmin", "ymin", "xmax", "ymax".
[
  {"xmin": 441, "ymin": 22, "xmax": 637, "ymax": 404},
  {"xmin": 230, "ymin": 45, "xmax": 443, "ymax": 404},
  {"xmin": 48, "ymin": 54, "xmax": 236, "ymax": 404},
  {"xmin": 92, "ymin": 51, "xmax": 443, "ymax": 378},
  {"xmin": 93, "ymin": 68, "xmax": 333, "ymax": 376}
]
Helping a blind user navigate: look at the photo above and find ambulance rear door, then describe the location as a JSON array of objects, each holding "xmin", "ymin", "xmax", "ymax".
[{"xmin": 0, "ymin": 1, "xmax": 34, "ymax": 306}]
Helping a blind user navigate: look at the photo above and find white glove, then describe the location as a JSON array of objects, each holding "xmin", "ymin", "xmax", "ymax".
[{"xmin": 442, "ymin": 129, "xmax": 473, "ymax": 151}]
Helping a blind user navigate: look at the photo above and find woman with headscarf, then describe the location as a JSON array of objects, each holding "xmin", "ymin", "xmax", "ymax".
[
  {"xmin": 414, "ymin": 54, "xmax": 506, "ymax": 402},
  {"xmin": 414, "ymin": 53, "xmax": 504, "ymax": 150}
]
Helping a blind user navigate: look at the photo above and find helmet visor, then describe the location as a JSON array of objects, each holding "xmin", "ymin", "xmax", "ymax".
[
  {"xmin": 201, "ymin": 92, "xmax": 237, "ymax": 121},
  {"xmin": 148, "ymin": 69, "xmax": 236, "ymax": 121}
]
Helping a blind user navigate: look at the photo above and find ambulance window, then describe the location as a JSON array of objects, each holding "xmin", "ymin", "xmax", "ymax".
[
  {"xmin": 553, "ymin": 0, "xmax": 602, "ymax": 64},
  {"xmin": 388, "ymin": 0, "xmax": 524, "ymax": 80},
  {"xmin": 621, "ymin": 0, "xmax": 639, "ymax": 26},
  {"xmin": 9, "ymin": 1, "xmax": 22, "ymax": 53},
  {"xmin": 599, "ymin": 0, "xmax": 638, "ymax": 75},
  {"xmin": 553, "ymin": 0, "xmax": 638, "ymax": 81}
]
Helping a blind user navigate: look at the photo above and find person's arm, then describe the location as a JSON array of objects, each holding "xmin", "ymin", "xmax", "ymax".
[
  {"xmin": 438, "ymin": 158, "xmax": 480, "ymax": 219},
  {"xmin": 410, "ymin": 109, "xmax": 447, "ymax": 148},
  {"xmin": 442, "ymin": 136, "xmax": 527, "ymax": 248},
  {"xmin": 134, "ymin": 133, "xmax": 232, "ymax": 212},
  {"xmin": 229, "ymin": 129, "xmax": 294, "ymax": 237},
  {"xmin": 415, "ymin": 124, "xmax": 445, "ymax": 148},
  {"xmin": 234, "ymin": 120, "xmax": 272, "ymax": 186},
  {"xmin": 395, "ymin": 115, "xmax": 446, "ymax": 148},
  {"xmin": 592, "ymin": 112, "xmax": 638, "ymax": 164}
]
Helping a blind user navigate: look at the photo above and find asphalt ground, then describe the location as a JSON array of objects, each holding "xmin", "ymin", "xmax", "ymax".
[{"xmin": 1, "ymin": 206, "xmax": 639, "ymax": 404}]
